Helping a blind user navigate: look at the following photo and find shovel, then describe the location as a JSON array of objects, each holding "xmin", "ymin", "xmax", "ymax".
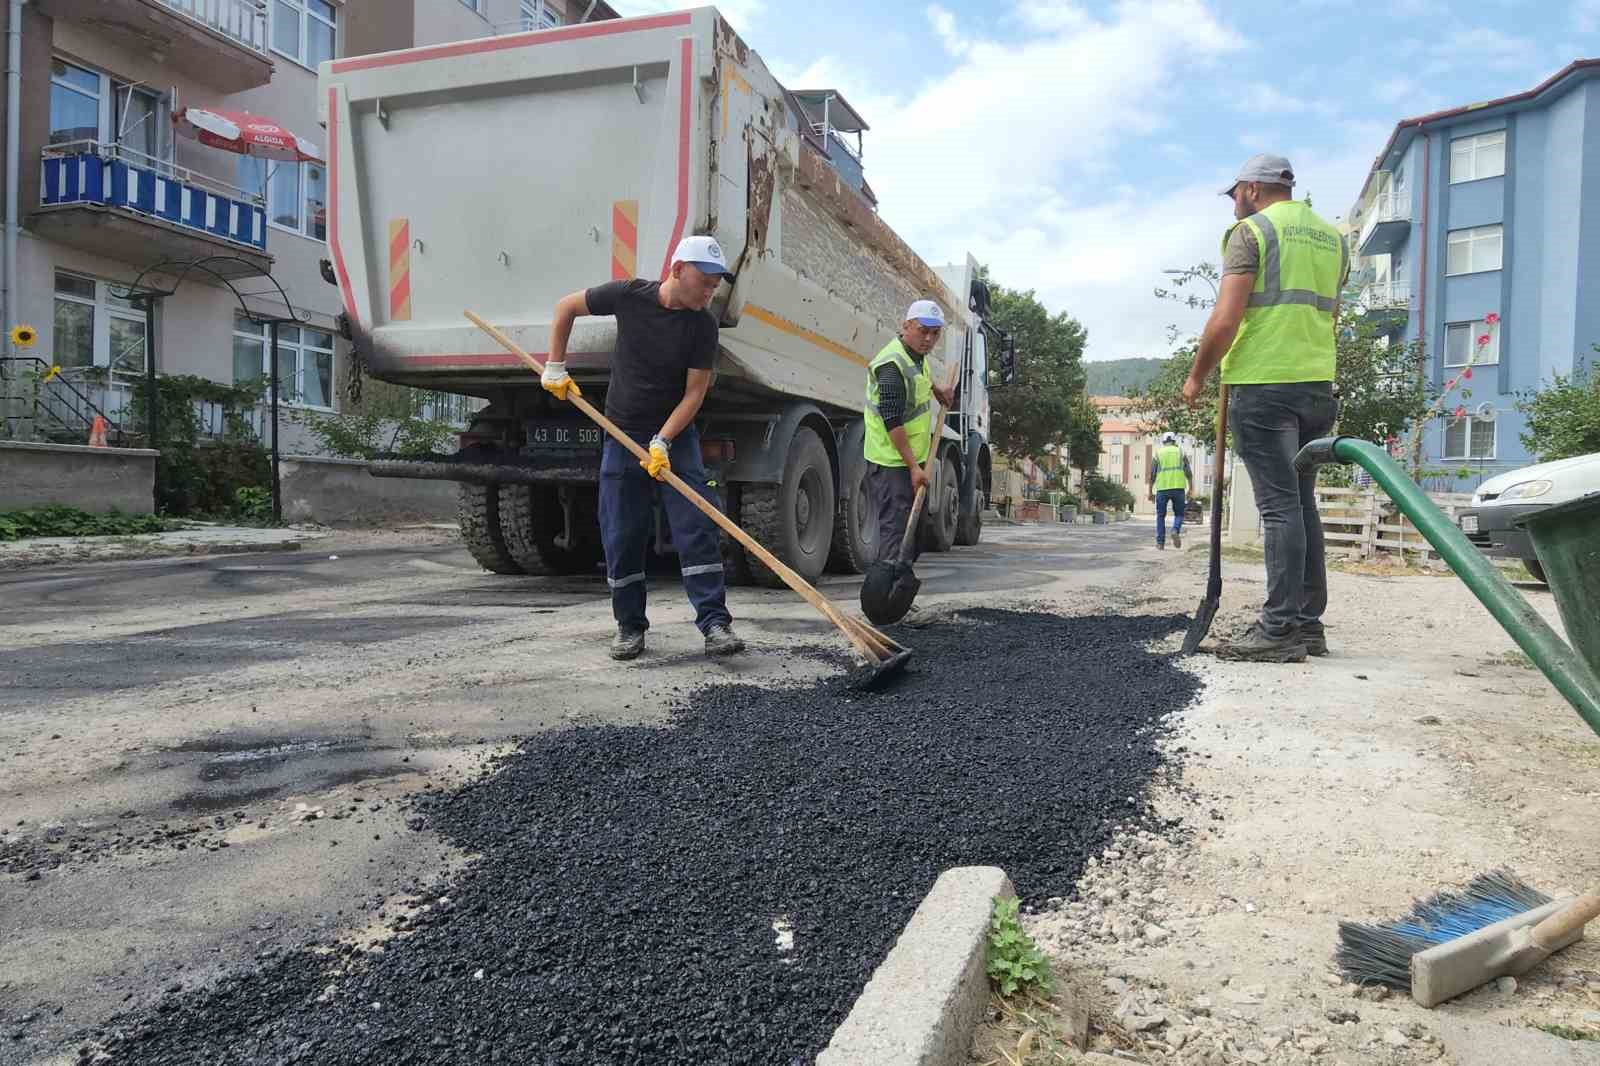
[
  {"xmin": 1181, "ymin": 383, "xmax": 1228, "ymax": 655},
  {"xmin": 860, "ymin": 362, "xmax": 960, "ymax": 625},
  {"xmin": 465, "ymin": 311, "xmax": 913, "ymax": 690}
]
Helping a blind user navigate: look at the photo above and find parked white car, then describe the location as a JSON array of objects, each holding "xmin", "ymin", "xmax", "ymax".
[{"xmin": 1457, "ymin": 452, "xmax": 1600, "ymax": 582}]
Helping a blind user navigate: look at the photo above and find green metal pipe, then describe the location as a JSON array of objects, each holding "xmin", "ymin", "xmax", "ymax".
[{"xmin": 1295, "ymin": 436, "xmax": 1600, "ymax": 739}]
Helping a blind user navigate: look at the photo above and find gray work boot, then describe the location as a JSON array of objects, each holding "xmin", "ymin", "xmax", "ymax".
[
  {"xmin": 703, "ymin": 624, "xmax": 745, "ymax": 657},
  {"xmin": 1172, "ymin": 531, "xmax": 1182, "ymax": 549},
  {"xmin": 1297, "ymin": 622, "xmax": 1329, "ymax": 658},
  {"xmin": 1216, "ymin": 623, "xmax": 1307, "ymax": 663},
  {"xmin": 609, "ymin": 629, "xmax": 646, "ymax": 661}
]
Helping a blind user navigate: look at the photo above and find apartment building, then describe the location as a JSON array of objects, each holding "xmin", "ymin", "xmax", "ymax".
[
  {"xmin": 1344, "ymin": 59, "xmax": 1600, "ymax": 482},
  {"xmin": 1089, "ymin": 395, "xmax": 1215, "ymax": 513},
  {"xmin": 0, "ymin": 0, "xmax": 615, "ymax": 448}
]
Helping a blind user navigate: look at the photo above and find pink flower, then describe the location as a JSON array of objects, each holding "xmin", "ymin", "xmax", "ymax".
[
  {"xmin": 1484, "ymin": 312, "xmax": 1500, "ymax": 325},
  {"xmin": 1446, "ymin": 377, "xmax": 1460, "ymax": 390},
  {"xmin": 1462, "ymin": 367, "xmax": 1473, "ymax": 379},
  {"xmin": 1477, "ymin": 333, "xmax": 1491, "ymax": 346},
  {"xmin": 1453, "ymin": 406, "xmax": 1467, "ymax": 418}
]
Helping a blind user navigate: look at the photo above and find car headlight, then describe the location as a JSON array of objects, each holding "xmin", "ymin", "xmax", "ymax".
[{"xmin": 1497, "ymin": 479, "xmax": 1554, "ymax": 501}]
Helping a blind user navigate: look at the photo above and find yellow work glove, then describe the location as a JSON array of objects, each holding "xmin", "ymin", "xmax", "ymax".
[
  {"xmin": 642, "ymin": 435, "xmax": 671, "ymax": 480},
  {"xmin": 541, "ymin": 361, "xmax": 581, "ymax": 401}
]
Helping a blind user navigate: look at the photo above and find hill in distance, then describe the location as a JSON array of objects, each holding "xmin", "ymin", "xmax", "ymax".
[{"xmin": 1084, "ymin": 357, "xmax": 1164, "ymax": 397}]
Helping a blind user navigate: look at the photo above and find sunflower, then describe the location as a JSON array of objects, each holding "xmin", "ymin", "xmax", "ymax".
[{"xmin": 10, "ymin": 324, "xmax": 37, "ymax": 348}]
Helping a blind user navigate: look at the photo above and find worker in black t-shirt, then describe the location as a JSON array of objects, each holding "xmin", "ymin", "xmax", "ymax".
[{"xmin": 542, "ymin": 235, "xmax": 744, "ymax": 661}]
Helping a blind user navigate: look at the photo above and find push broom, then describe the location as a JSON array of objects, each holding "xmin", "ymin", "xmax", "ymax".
[{"xmin": 1336, "ymin": 869, "xmax": 1600, "ymax": 1007}]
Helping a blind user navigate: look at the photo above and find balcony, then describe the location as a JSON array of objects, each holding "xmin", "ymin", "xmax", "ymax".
[
  {"xmin": 34, "ymin": 141, "xmax": 272, "ymax": 279},
  {"xmin": 1358, "ymin": 191, "xmax": 1411, "ymax": 256},
  {"xmin": 35, "ymin": 0, "xmax": 271, "ymax": 93},
  {"xmin": 1356, "ymin": 280, "xmax": 1411, "ymax": 318}
]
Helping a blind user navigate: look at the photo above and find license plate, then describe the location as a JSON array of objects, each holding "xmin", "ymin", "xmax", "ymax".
[
  {"xmin": 1460, "ymin": 515, "xmax": 1479, "ymax": 534},
  {"xmin": 523, "ymin": 420, "xmax": 602, "ymax": 452}
]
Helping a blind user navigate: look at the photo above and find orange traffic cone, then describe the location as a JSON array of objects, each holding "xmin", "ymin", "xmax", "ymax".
[{"xmin": 88, "ymin": 415, "xmax": 108, "ymax": 448}]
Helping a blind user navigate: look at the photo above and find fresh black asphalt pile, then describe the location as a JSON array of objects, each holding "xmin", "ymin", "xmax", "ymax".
[{"xmin": 86, "ymin": 609, "xmax": 1199, "ymax": 1065}]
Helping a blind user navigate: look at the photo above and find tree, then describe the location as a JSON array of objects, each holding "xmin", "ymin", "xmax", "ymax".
[
  {"xmin": 1518, "ymin": 359, "xmax": 1600, "ymax": 461},
  {"xmin": 1065, "ymin": 391, "xmax": 1103, "ymax": 490},
  {"xmin": 983, "ymin": 274, "xmax": 1092, "ymax": 463}
]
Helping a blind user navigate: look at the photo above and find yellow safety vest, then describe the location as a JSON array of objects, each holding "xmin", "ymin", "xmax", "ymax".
[
  {"xmin": 1220, "ymin": 199, "xmax": 1347, "ymax": 385},
  {"xmin": 864, "ymin": 339, "xmax": 933, "ymax": 468},
  {"xmin": 1153, "ymin": 445, "xmax": 1187, "ymax": 492}
]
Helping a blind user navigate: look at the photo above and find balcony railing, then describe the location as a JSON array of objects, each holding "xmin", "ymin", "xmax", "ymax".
[
  {"xmin": 1357, "ymin": 280, "xmax": 1411, "ymax": 313},
  {"xmin": 1358, "ymin": 191, "xmax": 1411, "ymax": 255},
  {"xmin": 40, "ymin": 140, "xmax": 268, "ymax": 254},
  {"xmin": 159, "ymin": 0, "xmax": 268, "ymax": 55}
]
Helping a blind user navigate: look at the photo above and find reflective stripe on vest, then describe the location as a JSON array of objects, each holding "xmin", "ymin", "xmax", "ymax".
[
  {"xmin": 1220, "ymin": 200, "xmax": 1344, "ymax": 386},
  {"xmin": 1153, "ymin": 445, "xmax": 1187, "ymax": 492},
  {"xmin": 864, "ymin": 338, "xmax": 933, "ymax": 468}
]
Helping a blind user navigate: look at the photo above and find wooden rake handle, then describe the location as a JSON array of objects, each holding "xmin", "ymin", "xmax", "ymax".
[
  {"xmin": 463, "ymin": 311, "xmax": 897, "ymax": 662},
  {"xmin": 896, "ymin": 360, "xmax": 963, "ymax": 560},
  {"xmin": 1532, "ymin": 891, "xmax": 1600, "ymax": 950}
]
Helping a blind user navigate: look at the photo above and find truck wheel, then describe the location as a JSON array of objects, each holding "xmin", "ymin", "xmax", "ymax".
[
  {"xmin": 954, "ymin": 496, "xmax": 983, "ymax": 546},
  {"xmin": 921, "ymin": 451, "xmax": 960, "ymax": 553},
  {"xmin": 458, "ymin": 482, "xmax": 524, "ymax": 574},
  {"xmin": 739, "ymin": 426, "xmax": 835, "ymax": 588},
  {"xmin": 499, "ymin": 484, "xmax": 603, "ymax": 575},
  {"xmin": 827, "ymin": 455, "xmax": 875, "ymax": 573}
]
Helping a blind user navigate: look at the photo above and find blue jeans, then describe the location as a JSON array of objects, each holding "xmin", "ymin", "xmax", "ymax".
[
  {"xmin": 1228, "ymin": 381, "xmax": 1339, "ymax": 638},
  {"xmin": 598, "ymin": 426, "xmax": 732, "ymax": 636},
  {"xmin": 1155, "ymin": 488, "xmax": 1186, "ymax": 545}
]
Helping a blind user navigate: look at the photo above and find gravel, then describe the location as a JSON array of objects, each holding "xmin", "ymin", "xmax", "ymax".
[{"xmin": 82, "ymin": 609, "xmax": 1198, "ymax": 1064}]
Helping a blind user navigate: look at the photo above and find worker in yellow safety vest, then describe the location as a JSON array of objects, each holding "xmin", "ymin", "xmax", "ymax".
[
  {"xmin": 1147, "ymin": 432, "xmax": 1193, "ymax": 551},
  {"xmin": 1184, "ymin": 153, "xmax": 1349, "ymax": 663},
  {"xmin": 863, "ymin": 300, "xmax": 957, "ymax": 569}
]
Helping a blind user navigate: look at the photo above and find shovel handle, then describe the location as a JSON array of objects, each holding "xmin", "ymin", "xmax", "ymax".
[
  {"xmin": 464, "ymin": 311, "xmax": 885, "ymax": 663},
  {"xmin": 894, "ymin": 361, "xmax": 961, "ymax": 561},
  {"xmin": 1531, "ymin": 891, "xmax": 1600, "ymax": 950}
]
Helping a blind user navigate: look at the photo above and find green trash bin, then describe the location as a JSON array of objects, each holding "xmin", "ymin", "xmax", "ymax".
[{"xmin": 1518, "ymin": 492, "xmax": 1600, "ymax": 685}]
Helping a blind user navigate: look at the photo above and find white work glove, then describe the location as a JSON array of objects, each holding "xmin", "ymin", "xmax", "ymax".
[
  {"xmin": 642, "ymin": 434, "xmax": 671, "ymax": 480},
  {"xmin": 541, "ymin": 360, "xmax": 580, "ymax": 401}
]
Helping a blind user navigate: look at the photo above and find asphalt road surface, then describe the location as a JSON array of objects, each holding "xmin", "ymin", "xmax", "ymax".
[{"xmin": 0, "ymin": 520, "xmax": 1164, "ymax": 1064}]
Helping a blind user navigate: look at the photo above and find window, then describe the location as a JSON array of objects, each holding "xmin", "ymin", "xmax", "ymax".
[
  {"xmin": 520, "ymin": 0, "xmax": 563, "ymax": 29},
  {"xmin": 49, "ymin": 60, "xmax": 102, "ymax": 146},
  {"xmin": 234, "ymin": 315, "xmax": 335, "ymax": 408},
  {"xmin": 273, "ymin": 0, "xmax": 336, "ymax": 67},
  {"xmin": 53, "ymin": 272, "xmax": 147, "ymax": 373},
  {"xmin": 1450, "ymin": 131, "xmax": 1506, "ymax": 184},
  {"xmin": 249, "ymin": 159, "xmax": 326, "ymax": 239},
  {"xmin": 49, "ymin": 59, "xmax": 172, "ymax": 164},
  {"xmin": 1446, "ymin": 225, "xmax": 1503, "ymax": 275},
  {"xmin": 1443, "ymin": 412, "xmax": 1496, "ymax": 460},
  {"xmin": 1444, "ymin": 318, "xmax": 1501, "ymax": 367},
  {"xmin": 459, "ymin": 0, "xmax": 484, "ymax": 11}
]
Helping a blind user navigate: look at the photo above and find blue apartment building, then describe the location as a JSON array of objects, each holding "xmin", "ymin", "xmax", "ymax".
[{"xmin": 1347, "ymin": 58, "xmax": 1600, "ymax": 484}]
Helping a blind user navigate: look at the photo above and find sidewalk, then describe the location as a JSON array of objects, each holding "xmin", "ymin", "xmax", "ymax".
[{"xmin": 0, "ymin": 525, "xmax": 330, "ymax": 570}]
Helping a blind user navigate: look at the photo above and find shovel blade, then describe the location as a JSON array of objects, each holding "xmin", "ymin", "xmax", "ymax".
[
  {"xmin": 1181, "ymin": 595, "xmax": 1220, "ymax": 655},
  {"xmin": 860, "ymin": 561, "xmax": 921, "ymax": 625},
  {"xmin": 846, "ymin": 647, "xmax": 914, "ymax": 691}
]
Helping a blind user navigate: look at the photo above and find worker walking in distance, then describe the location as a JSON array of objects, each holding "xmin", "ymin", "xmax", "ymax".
[
  {"xmin": 541, "ymin": 235, "xmax": 745, "ymax": 661},
  {"xmin": 864, "ymin": 301, "xmax": 957, "ymax": 572},
  {"xmin": 1184, "ymin": 153, "xmax": 1348, "ymax": 663},
  {"xmin": 1148, "ymin": 432, "xmax": 1193, "ymax": 550}
]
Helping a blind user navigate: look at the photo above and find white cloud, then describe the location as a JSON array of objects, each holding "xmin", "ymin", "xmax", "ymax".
[
  {"xmin": 1423, "ymin": 27, "xmax": 1541, "ymax": 76},
  {"xmin": 927, "ymin": 4, "xmax": 970, "ymax": 57},
  {"xmin": 1236, "ymin": 82, "xmax": 1310, "ymax": 115},
  {"xmin": 1576, "ymin": 0, "xmax": 1600, "ymax": 33},
  {"xmin": 1374, "ymin": 76, "xmax": 1418, "ymax": 103}
]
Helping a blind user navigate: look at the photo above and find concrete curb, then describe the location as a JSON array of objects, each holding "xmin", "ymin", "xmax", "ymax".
[
  {"xmin": 0, "ymin": 539, "xmax": 304, "ymax": 571},
  {"xmin": 817, "ymin": 866, "xmax": 1013, "ymax": 1066}
]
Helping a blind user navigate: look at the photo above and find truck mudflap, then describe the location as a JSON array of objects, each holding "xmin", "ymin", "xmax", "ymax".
[{"xmin": 368, "ymin": 457, "xmax": 600, "ymax": 485}]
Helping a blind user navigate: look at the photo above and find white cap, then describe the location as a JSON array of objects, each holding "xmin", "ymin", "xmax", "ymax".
[
  {"xmin": 670, "ymin": 234, "xmax": 733, "ymax": 276},
  {"xmin": 905, "ymin": 299, "xmax": 945, "ymax": 327},
  {"xmin": 1163, "ymin": 432, "xmax": 1177, "ymax": 443}
]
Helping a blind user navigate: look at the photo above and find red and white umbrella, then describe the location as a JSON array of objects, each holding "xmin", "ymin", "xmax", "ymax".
[{"xmin": 172, "ymin": 107, "xmax": 322, "ymax": 162}]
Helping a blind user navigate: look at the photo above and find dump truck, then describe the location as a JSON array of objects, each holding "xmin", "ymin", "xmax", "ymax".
[{"xmin": 316, "ymin": 6, "xmax": 1013, "ymax": 584}]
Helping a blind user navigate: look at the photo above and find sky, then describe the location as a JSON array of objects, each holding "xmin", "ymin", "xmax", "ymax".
[{"xmin": 612, "ymin": 0, "xmax": 1600, "ymax": 362}]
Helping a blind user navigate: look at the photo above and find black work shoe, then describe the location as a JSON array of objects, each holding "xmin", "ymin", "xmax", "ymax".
[
  {"xmin": 1156, "ymin": 541, "xmax": 1166, "ymax": 551},
  {"xmin": 1173, "ymin": 531, "xmax": 1182, "ymax": 549},
  {"xmin": 1216, "ymin": 624, "xmax": 1307, "ymax": 663},
  {"xmin": 1298, "ymin": 623, "xmax": 1329, "ymax": 658},
  {"xmin": 703, "ymin": 624, "xmax": 745, "ymax": 657},
  {"xmin": 609, "ymin": 630, "xmax": 645, "ymax": 661}
]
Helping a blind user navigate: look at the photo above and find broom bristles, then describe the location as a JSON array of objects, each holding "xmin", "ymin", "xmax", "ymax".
[{"xmin": 1335, "ymin": 869, "xmax": 1552, "ymax": 988}]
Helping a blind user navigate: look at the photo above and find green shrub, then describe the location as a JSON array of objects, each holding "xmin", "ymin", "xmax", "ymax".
[{"xmin": 0, "ymin": 506, "xmax": 176, "ymax": 541}]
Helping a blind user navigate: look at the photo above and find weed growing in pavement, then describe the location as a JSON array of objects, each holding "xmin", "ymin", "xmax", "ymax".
[
  {"xmin": 987, "ymin": 897, "xmax": 1053, "ymax": 998},
  {"xmin": 1533, "ymin": 1023, "xmax": 1600, "ymax": 1042}
]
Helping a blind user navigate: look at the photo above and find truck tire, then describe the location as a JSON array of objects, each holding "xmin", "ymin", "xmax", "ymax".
[
  {"xmin": 458, "ymin": 482, "xmax": 524, "ymax": 575},
  {"xmin": 739, "ymin": 426, "xmax": 835, "ymax": 588},
  {"xmin": 921, "ymin": 450, "xmax": 960, "ymax": 553},
  {"xmin": 499, "ymin": 484, "xmax": 603, "ymax": 575},
  {"xmin": 827, "ymin": 454, "xmax": 875, "ymax": 573},
  {"xmin": 954, "ymin": 455, "xmax": 987, "ymax": 547}
]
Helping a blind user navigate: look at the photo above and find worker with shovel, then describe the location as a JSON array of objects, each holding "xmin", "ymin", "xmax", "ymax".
[
  {"xmin": 859, "ymin": 301, "xmax": 956, "ymax": 620},
  {"xmin": 1183, "ymin": 153, "xmax": 1348, "ymax": 663},
  {"xmin": 541, "ymin": 235, "xmax": 745, "ymax": 662}
]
